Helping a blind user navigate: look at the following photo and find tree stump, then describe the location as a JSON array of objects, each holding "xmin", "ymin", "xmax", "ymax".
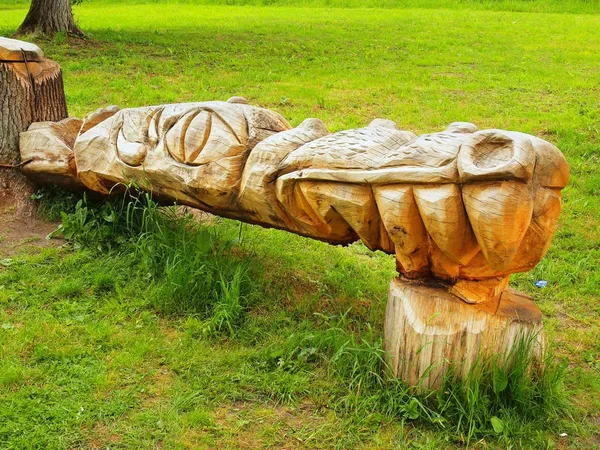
[
  {"xmin": 0, "ymin": 37, "xmax": 68, "ymax": 211},
  {"xmin": 384, "ymin": 277, "xmax": 545, "ymax": 390}
]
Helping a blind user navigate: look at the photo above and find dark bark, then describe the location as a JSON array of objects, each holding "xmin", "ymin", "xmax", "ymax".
[
  {"xmin": 0, "ymin": 59, "xmax": 68, "ymax": 212},
  {"xmin": 15, "ymin": 0, "xmax": 85, "ymax": 38}
]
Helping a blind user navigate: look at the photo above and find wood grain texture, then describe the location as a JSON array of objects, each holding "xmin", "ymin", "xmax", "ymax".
[
  {"xmin": 19, "ymin": 101, "xmax": 569, "ymax": 305},
  {"xmin": 17, "ymin": 95, "xmax": 571, "ymax": 388},
  {"xmin": 0, "ymin": 37, "xmax": 43, "ymax": 62},
  {"xmin": 384, "ymin": 277, "xmax": 545, "ymax": 390}
]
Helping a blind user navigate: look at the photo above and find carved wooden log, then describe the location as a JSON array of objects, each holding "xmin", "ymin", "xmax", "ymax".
[
  {"xmin": 12, "ymin": 39, "xmax": 569, "ymax": 388},
  {"xmin": 19, "ymin": 104, "xmax": 569, "ymax": 295},
  {"xmin": 0, "ymin": 37, "xmax": 68, "ymax": 208}
]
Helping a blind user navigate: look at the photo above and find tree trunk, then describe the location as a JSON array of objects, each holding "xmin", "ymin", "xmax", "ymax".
[
  {"xmin": 0, "ymin": 37, "xmax": 68, "ymax": 213},
  {"xmin": 15, "ymin": 0, "xmax": 84, "ymax": 38},
  {"xmin": 384, "ymin": 277, "xmax": 545, "ymax": 391}
]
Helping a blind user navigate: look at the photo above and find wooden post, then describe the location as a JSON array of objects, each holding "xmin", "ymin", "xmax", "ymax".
[
  {"xmin": 384, "ymin": 277, "xmax": 545, "ymax": 390},
  {"xmin": 0, "ymin": 37, "xmax": 68, "ymax": 211}
]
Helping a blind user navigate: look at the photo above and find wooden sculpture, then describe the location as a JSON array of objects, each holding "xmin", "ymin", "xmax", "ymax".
[
  {"xmin": 3, "ymin": 38, "xmax": 570, "ymax": 389},
  {"xmin": 18, "ymin": 98, "xmax": 569, "ymax": 388}
]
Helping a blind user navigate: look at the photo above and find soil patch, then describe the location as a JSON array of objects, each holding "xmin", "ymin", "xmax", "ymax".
[{"xmin": 0, "ymin": 188, "xmax": 63, "ymax": 257}]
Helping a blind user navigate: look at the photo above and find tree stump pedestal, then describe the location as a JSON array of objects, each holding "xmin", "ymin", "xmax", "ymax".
[
  {"xmin": 383, "ymin": 277, "xmax": 545, "ymax": 390},
  {"xmin": 0, "ymin": 37, "xmax": 68, "ymax": 210}
]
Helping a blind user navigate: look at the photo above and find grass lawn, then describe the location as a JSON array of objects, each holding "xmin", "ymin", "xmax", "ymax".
[{"xmin": 0, "ymin": 1, "xmax": 599, "ymax": 448}]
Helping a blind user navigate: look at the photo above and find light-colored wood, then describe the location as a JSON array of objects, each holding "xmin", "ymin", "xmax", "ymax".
[
  {"xmin": 80, "ymin": 105, "xmax": 120, "ymax": 135},
  {"xmin": 413, "ymin": 184, "xmax": 480, "ymax": 265},
  {"xmin": 16, "ymin": 96, "xmax": 570, "ymax": 388},
  {"xmin": 0, "ymin": 37, "xmax": 43, "ymax": 62},
  {"xmin": 19, "ymin": 117, "xmax": 82, "ymax": 189},
  {"xmin": 19, "ymin": 103, "xmax": 569, "ymax": 305},
  {"xmin": 463, "ymin": 181, "xmax": 534, "ymax": 271},
  {"xmin": 384, "ymin": 277, "xmax": 545, "ymax": 390},
  {"xmin": 1, "ymin": 38, "xmax": 67, "ymax": 163},
  {"xmin": 372, "ymin": 184, "xmax": 429, "ymax": 278},
  {"xmin": 239, "ymin": 118, "xmax": 329, "ymax": 230}
]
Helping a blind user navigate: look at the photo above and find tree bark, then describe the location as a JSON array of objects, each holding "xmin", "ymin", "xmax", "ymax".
[
  {"xmin": 15, "ymin": 0, "xmax": 84, "ymax": 38},
  {"xmin": 0, "ymin": 37, "xmax": 68, "ymax": 213}
]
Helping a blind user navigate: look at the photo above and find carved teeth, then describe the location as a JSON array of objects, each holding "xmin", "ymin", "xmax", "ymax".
[
  {"xmin": 462, "ymin": 181, "xmax": 534, "ymax": 271},
  {"xmin": 373, "ymin": 184, "xmax": 429, "ymax": 277},
  {"xmin": 20, "ymin": 93, "xmax": 568, "ymax": 296},
  {"xmin": 428, "ymin": 238, "xmax": 459, "ymax": 280},
  {"xmin": 299, "ymin": 182, "xmax": 380, "ymax": 249},
  {"xmin": 413, "ymin": 184, "xmax": 479, "ymax": 265},
  {"xmin": 503, "ymin": 187, "xmax": 562, "ymax": 273},
  {"xmin": 275, "ymin": 180, "xmax": 357, "ymax": 244}
]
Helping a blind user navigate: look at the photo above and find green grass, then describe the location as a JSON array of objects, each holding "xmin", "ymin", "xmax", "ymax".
[
  {"xmin": 0, "ymin": 192, "xmax": 575, "ymax": 448},
  {"xmin": 0, "ymin": 1, "xmax": 599, "ymax": 448},
  {"xmin": 3, "ymin": 0, "xmax": 600, "ymax": 14}
]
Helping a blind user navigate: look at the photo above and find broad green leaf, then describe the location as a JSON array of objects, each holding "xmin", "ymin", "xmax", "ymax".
[
  {"xmin": 491, "ymin": 416, "xmax": 504, "ymax": 434},
  {"xmin": 493, "ymin": 367, "xmax": 508, "ymax": 394},
  {"xmin": 406, "ymin": 398, "xmax": 420, "ymax": 420}
]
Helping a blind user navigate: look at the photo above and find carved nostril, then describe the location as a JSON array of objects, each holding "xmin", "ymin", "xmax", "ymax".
[
  {"xmin": 457, "ymin": 130, "xmax": 535, "ymax": 183},
  {"xmin": 469, "ymin": 135, "xmax": 514, "ymax": 170}
]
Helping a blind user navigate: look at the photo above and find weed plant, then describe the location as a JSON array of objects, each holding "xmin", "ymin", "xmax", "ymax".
[
  {"xmin": 56, "ymin": 188, "xmax": 252, "ymax": 330},
  {"xmin": 50, "ymin": 190, "xmax": 572, "ymax": 446},
  {"xmin": 261, "ymin": 312, "xmax": 570, "ymax": 446},
  {"xmin": 1, "ymin": 1, "xmax": 597, "ymax": 445},
  {"xmin": 31, "ymin": 186, "xmax": 82, "ymax": 221}
]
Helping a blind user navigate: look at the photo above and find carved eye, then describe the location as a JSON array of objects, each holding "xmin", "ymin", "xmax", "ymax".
[
  {"xmin": 165, "ymin": 110, "xmax": 212, "ymax": 165},
  {"xmin": 116, "ymin": 126, "xmax": 147, "ymax": 166},
  {"xmin": 163, "ymin": 107, "xmax": 246, "ymax": 166}
]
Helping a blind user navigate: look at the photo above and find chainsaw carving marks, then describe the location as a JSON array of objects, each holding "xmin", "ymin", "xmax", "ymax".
[
  {"xmin": 110, "ymin": 104, "xmax": 247, "ymax": 168},
  {"xmin": 238, "ymin": 122, "xmax": 569, "ymax": 304},
  {"xmin": 20, "ymin": 100, "xmax": 569, "ymax": 304},
  {"xmin": 70, "ymin": 100, "xmax": 291, "ymax": 210}
]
